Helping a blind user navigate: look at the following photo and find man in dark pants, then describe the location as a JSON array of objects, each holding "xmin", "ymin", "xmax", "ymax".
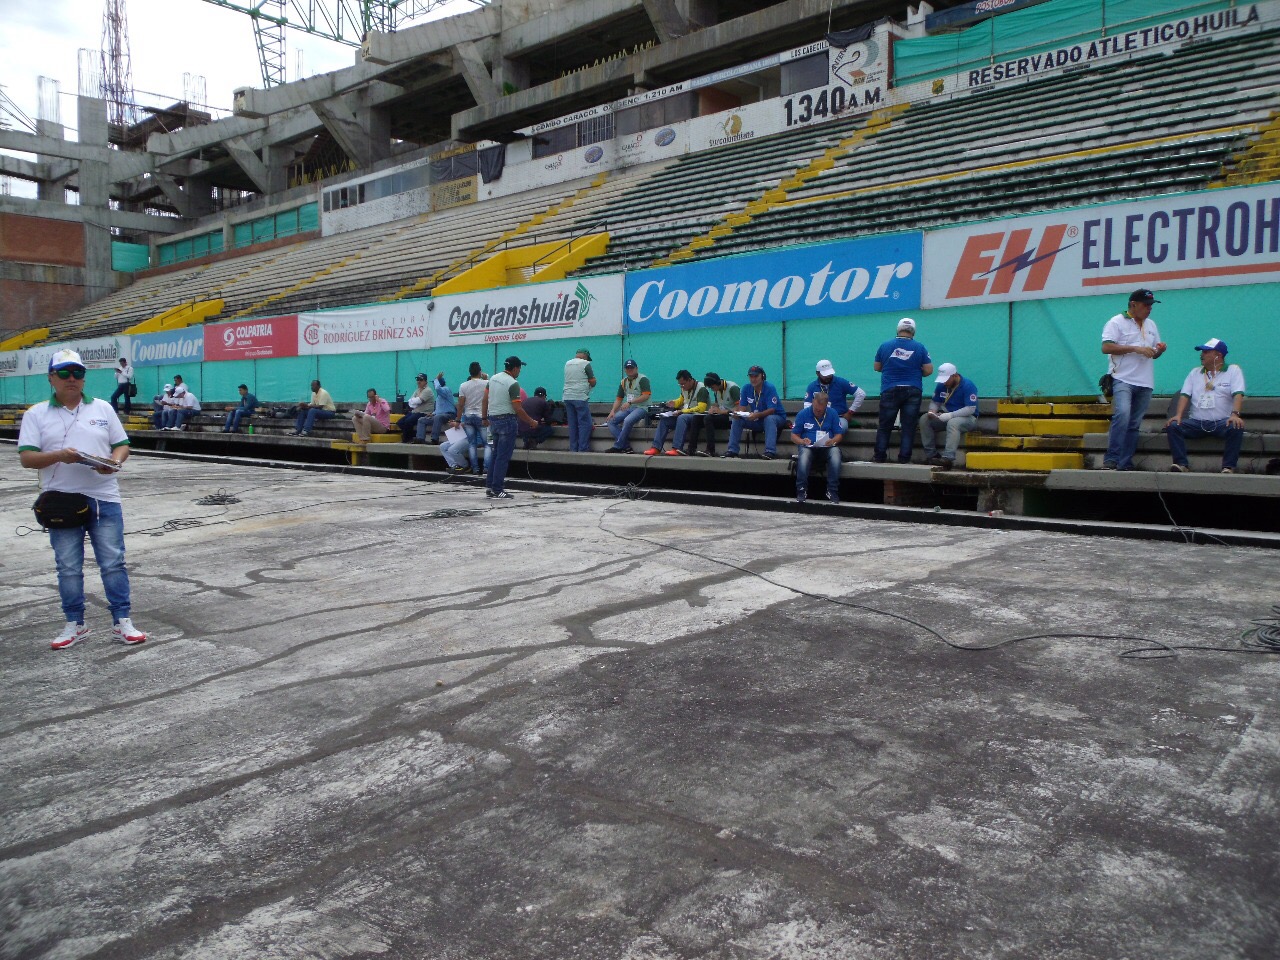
[
  {"xmin": 483, "ymin": 356, "xmax": 539, "ymax": 499},
  {"xmin": 872, "ymin": 318, "xmax": 933, "ymax": 463},
  {"xmin": 109, "ymin": 357, "xmax": 135, "ymax": 415},
  {"xmin": 519, "ymin": 387, "xmax": 555, "ymax": 449}
]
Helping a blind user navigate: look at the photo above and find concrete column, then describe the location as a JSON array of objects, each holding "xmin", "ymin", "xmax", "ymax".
[
  {"xmin": 35, "ymin": 119, "xmax": 68, "ymax": 202},
  {"xmin": 494, "ymin": 56, "xmax": 531, "ymax": 96},
  {"xmin": 76, "ymin": 96, "xmax": 115, "ymax": 304}
]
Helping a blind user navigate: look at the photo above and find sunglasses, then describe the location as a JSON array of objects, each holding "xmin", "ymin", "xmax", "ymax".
[{"xmin": 54, "ymin": 368, "xmax": 87, "ymax": 380}]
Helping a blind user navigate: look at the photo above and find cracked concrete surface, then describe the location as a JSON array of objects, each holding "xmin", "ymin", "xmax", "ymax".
[{"xmin": 1, "ymin": 457, "xmax": 1277, "ymax": 960}]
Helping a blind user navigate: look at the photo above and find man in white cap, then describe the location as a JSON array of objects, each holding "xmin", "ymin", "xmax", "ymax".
[
  {"xmin": 1165, "ymin": 338, "xmax": 1246, "ymax": 474},
  {"xmin": 872, "ymin": 318, "xmax": 933, "ymax": 463},
  {"xmin": 17, "ymin": 349, "xmax": 147, "ymax": 649},
  {"xmin": 803, "ymin": 359, "xmax": 866, "ymax": 427},
  {"xmin": 151, "ymin": 384, "xmax": 173, "ymax": 429},
  {"xmin": 920, "ymin": 363, "xmax": 979, "ymax": 470}
]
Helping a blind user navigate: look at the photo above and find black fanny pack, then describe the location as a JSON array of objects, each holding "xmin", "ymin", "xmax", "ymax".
[{"xmin": 33, "ymin": 491, "xmax": 92, "ymax": 529}]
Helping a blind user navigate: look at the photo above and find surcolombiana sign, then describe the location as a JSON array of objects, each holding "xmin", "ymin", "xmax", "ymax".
[
  {"xmin": 625, "ymin": 233, "xmax": 922, "ymax": 333},
  {"xmin": 924, "ymin": 182, "xmax": 1280, "ymax": 306}
]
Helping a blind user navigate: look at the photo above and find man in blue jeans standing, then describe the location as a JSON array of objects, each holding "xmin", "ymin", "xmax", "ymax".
[
  {"xmin": 17, "ymin": 349, "xmax": 147, "ymax": 649},
  {"xmin": 873, "ymin": 318, "xmax": 933, "ymax": 463},
  {"xmin": 1101, "ymin": 288, "xmax": 1167, "ymax": 470},
  {"xmin": 725, "ymin": 365, "xmax": 787, "ymax": 460},
  {"xmin": 483, "ymin": 355, "xmax": 539, "ymax": 499},
  {"xmin": 562, "ymin": 347, "xmax": 596, "ymax": 452}
]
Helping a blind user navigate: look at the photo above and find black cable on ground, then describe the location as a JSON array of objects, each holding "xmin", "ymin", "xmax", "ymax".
[
  {"xmin": 595, "ymin": 500, "xmax": 1280, "ymax": 660},
  {"xmin": 1242, "ymin": 604, "xmax": 1280, "ymax": 652}
]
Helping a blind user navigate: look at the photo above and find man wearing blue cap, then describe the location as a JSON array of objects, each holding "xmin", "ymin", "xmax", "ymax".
[
  {"xmin": 1165, "ymin": 338, "xmax": 1246, "ymax": 474},
  {"xmin": 17, "ymin": 349, "xmax": 147, "ymax": 649}
]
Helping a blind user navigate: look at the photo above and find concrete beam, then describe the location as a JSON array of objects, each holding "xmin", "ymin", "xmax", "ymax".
[
  {"xmin": 453, "ymin": 39, "xmax": 499, "ymax": 105},
  {"xmin": 642, "ymin": 0, "xmax": 694, "ymax": 41},
  {"xmin": 0, "ymin": 154, "xmax": 47, "ymax": 182},
  {"xmin": 146, "ymin": 114, "xmax": 264, "ymax": 160},
  {"xmin": 499, "ymin": 0, "xmax": 639, "ymax": 57},
  {"xmin": 233, "ymin": 59, "xmax": 389, "ymax": 119},
  {"xmin": 224, "ymin": 137, "xmax": 273, "ymax": 193},
  {"xmin": 0, "ymin": 194, "xmax": 184, "ymax": 235},
  {"xmin": 0, "ymin": 129, "xmax": 98, "ymax": 162},
  {"xmin": 311, "ymin": 93, "xmax": 391, "ymax": 169},
  {"xmin": 361, "ymin": 2, "xmax": 501, "ymax": 65}
]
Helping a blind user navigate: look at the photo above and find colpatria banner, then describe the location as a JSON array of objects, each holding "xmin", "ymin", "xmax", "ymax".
[
  {"xmin": 923, "ymin": 181, "xmax": 1280, "ymax": 306},
  {"xmin": 132, "ymin": 328, "xmax": 206, "ymax": 367},
  {"xmin": 625, "ymin": 233, "xmax": 922, "ymax": 333},
  {"xmin": 427, "ymin": 275, "xmax": 623, "ymax": 347}
]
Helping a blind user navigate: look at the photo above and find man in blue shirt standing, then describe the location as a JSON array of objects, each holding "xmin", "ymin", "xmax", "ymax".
[
  {"xmin": 791, "ymin": 391, "xmax": 845, "ymax": 504},
  {"xmin": 725, "ymin": 365, "xmax": 787, "ymax": 460},
  {"xmin": 920, "ymin": 363, "xmax": 979, "ymax": 470},
  {"xmin": 804, "ymin": 359, "xmax": 866, "ymax": 427},
  {"xmin": 873, "ymin": 318, "xmax": 933, "ymax": 463}
]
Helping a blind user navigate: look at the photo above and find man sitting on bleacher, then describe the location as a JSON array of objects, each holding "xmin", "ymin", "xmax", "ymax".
[
  {"xmin": 151, "ymin": 384, "xmax": 172, "ymax": 429},
  {"xmin": 804, "ymin": 359, "xmax": 866, "ymax": 426},
  {"xmin": 161, "ymin": 387, "xmax": 200, "ymax": 431},
  {"xmin": 223, "ymin": 384, "xmax": 258, "ymax": 433},
  {"xmin": 920, "ymin": 363, "xmax": 979, "ymax": 470},
  {"xmin": 644, "ymin": 370, "xmax": 708, "ymax": 457},
  {"xmin": 399, "ymin": 373, "xmax": 435, "ymax": 443},
  {"xmin": 1165, "ymin": 338, "xmax": 1246, "ymax": 474},
  {"xmin": 290, "ymin": 379, "xmax": 337, "ymax": 437},
  {"xmin": 352, "ymin": 388, "xmax": 391, "ymax": 442},
  {"xmin": 691, "ymin": 372, "xmax": 740, "ymax": 457},
  {"xmin": 792, "ymin": 391, "xmax": 845, "ymax": 504},
  {"xmin": 603, "ymin": 360, "xmax": 651, "ymax": 454},
  {"xmin": 725, "ymin": 365, "xmax": 787, "ymax": 461}
]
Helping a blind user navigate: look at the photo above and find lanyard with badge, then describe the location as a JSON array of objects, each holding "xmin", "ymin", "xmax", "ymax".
[{"xmin": 1198, "ymin": 368, "xmax": 1220, "ymax": 410}]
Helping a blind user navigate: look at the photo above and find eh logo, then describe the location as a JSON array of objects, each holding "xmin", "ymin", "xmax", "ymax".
[{"xmin": 947, "ymin": 224, "xmax": 1076, "ymax": 299}]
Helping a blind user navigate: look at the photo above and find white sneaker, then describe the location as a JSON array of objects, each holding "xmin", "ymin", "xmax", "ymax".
[
  {"xmin": 112, "ymin": 618, "xmax": 147, "ymax": 645},
  {"xmin": 51, "ymin": 622, "xmax": 90, "ymax": 650}
]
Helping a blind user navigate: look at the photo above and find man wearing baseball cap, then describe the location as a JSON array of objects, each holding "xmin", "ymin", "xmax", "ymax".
[
  {"xmin": 872, "ymin": 318, "xmax": 933, "ymax": 463},
  {"xmin": 483, "ymin": 356, "xmax": 539, "ymax": 498},
  {"xmin": 562, "ymin": 347, "xmax": 597, "ymax": 452},
  {"xmin": 920, "ymin": 362, "xmax": 979, "ymax": 469},
  {"xmin": 1101, "ymin": 289, "xmax": 1167, "ymax": 470},
  {"xmin": 803, "ymin": 359, "xmax": 866, "ymax": 426},
  {"xmin": 1165, "ymin": 338, "xmax": 1246, "ymax": 473},
  {"xmin": 603, "ymin": 359, "xmax": 651, "ymax": 454},
  {"xmin": 17, "ymin": 349, "xmax": 147, "ymax": 649}
]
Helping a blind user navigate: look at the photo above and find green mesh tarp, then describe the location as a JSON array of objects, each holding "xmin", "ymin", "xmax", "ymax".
[{"xmin": 111, "ymin": 241, "xmax": 150, "ymax": 273}]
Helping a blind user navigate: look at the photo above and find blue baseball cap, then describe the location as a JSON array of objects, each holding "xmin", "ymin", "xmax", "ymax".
[
  {"xmin": 1195, "ymin": 338, "xmax": 1228, "ymax": 356},
  {"xmin": 49, "ymin": 349, "xmax": 85, "ymax": 372}
]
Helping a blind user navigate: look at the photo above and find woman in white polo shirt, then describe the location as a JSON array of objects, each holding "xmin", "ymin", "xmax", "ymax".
[{"xmin": 17, "ymin": 349, "xmax": 147, "ymax": 649}]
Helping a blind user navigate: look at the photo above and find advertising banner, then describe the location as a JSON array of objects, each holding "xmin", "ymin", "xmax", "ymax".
[
  {"xmin": 428, "ymin": 275, "xmax": 624, "ymax": 348},
  {"xmin": 0, "ymin": 351, "xmax": 19, "ymax": 378},
  {"xmin": 625, "ymin": 233, "xmax": 922, "ymax": 334},
  {"xmin": 298, "ymin": 303, "xmax": 430, "ymax": 355},
  {"xmin": 204, "ymin": 315, "xmax": 299, "ymax": 361},
  {"xmin": 20, "ymin": 336, "xmax": 131, "ymax": 375},
  {"xmin": 923, "ymin": 182, "xmax": 1280, "ymax": 307},
  {"xmin": 132, "ymin": 327, "xmax": 206, "ymax": 367}
]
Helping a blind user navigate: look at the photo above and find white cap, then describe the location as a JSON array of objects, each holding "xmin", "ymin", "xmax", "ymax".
[
  {"xmin": 815, "ymin": 359, "xmax": 835, "ymax": 377},
  {"xmin": 49, "ymin": 349, "xmax": 85, "ymax": 372},
  {"xmin": 164, "ymin": 383, "xmax": 173, "ymax": 390},
  {"xmin": 935, "ymin": 362, "xmax": 958, "ymax": 383},
  {"xmin": 897, "ymin": 317, "xmax": 916, "ymax": 333}
]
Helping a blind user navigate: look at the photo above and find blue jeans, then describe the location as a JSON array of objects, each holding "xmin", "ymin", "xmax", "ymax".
[
  {"xmin": 920, "ymin": 413, "xmax": 977, "ymax": 460},
  {"xmin": 728, "ymin": 413, "xmax": 786, "ymax": 455},
  {"xmin": 1105, "ymin": 380, "xmax": 1152, "ymax": 469},
  {"xmin": 50, "ymin": 498, "xmax": 130, "ymax": 624},
  {"xmin": 224, "ymin": 408, "xmax": 252, "ymax": 432},
  {"xmin": 796, "ymin": 444, "xmax": 841, "ymax": 498},
  {"xmin": 398, "ymin": 410, "xmax": 426, "ymax": 441},
  {"xmin": 162, "ymin": 408, "xmax": 193, "ymax": 429},
  {"xmin": 460, "ymin": 414, "xmax": 485, "ymax": 470},
  {"xmin": 110, "ymin": 382, "xmax": 132, "ymax": 414},
  {"xmin": 418, "ymin": 412, "xmax": 453, "ymax": 442},
  {"xmin": 1167, "ymin": 418, "xmax": 1244, "ymax": 470},
  {"xmin": 295, "ymin": 407, "xmax": 336, "ymax": 434},
  {"xmin": 564, "ymin": 399, "xmax": 592, "ymax": 451},
  {"xmin": 519, "ymin": 423, "xmax": 554, "ymax": 446},
  {"xmin": 652, "ymin": 413, "xmax": 697, "ymax": 451},
  {"xmin": 875, "ymin": 386, "xmax": 923, "ymax": 461},
  {"xmin": 607, "ymin": 406, "xmax": 649, "ymax": 449},
  {"xmin": 486, "ymin": 415, "xmax": 518, "ymax": 493}
]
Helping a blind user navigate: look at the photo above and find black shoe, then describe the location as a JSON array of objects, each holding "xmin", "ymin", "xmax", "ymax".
[
  {"xmin": 604, "ymin": 446, "xmax": 622, "ymax": 454},
  {"xmin": 721, "ymin": 452, "xmax": 739, "ymax": 459},
  {"xmin": 620, "ymin": 446, "xmax": 635, "ymax": 454},
  {"xmin": 694, "ymin": 450, "xmax": 713, "ymax": 458},
  {"xmin": 897, "ymin": 457, "xmax": 911, "ymax": 464},
  {"xmin": 796, "ymin": 492, "xmax": 807, "ymax": 503},
  {"xmin": 760, "ymin": 453, "xmax": 776, "ymax": 461},
  {"xmin": 872, "ymin": 456, "xmax": 887, "ymax": 464},
  {"xmin": 1100, "ymin": 461, "xmax": 1118, "ymax": 470},
  {"xmin": 486, "ymin": 489, "xmax": 513, "ymax": 499},
  {"xmin": 825, "ymin": 491, "xmax": 841, "ymax": 504}
]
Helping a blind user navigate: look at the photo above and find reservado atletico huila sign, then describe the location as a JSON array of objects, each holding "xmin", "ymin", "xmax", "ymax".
[{"xmin": 922, "ymin": 182, "xmax": 1280, "ymax": 306}]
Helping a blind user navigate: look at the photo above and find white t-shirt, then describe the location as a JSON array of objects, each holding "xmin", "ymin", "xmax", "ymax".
[
  {"xmin": 182, "ymin": 392, "xmax": 202, "ymax": 413},
  {"xmin": 1101, "ymin": 312, "xmax": 1162, "ymax": 389},
  {"xmin": 114, "ymin": 363, "xmax": 134, "ymax": 384},
  {"xmin": 1179, "ymin": 364, "xmax": 1245, "ymax": 421},
  {"xmin": 457, "ymin": 378, "xmax": 488, "ymax": 417},
  {"xmin": 17, "ymin": 395, "xmax": 130, "ymax": 502}
]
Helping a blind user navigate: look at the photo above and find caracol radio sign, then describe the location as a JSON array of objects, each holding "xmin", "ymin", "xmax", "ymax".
[{"xmin": 625, "ymin": 233, "xmax": 922, "ymax": 333}]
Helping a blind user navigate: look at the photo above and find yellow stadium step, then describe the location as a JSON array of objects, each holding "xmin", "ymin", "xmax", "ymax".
[
  {"xmin": 968, "ymin": 435, "xmax": 1084, "ymax": 451},
  {"xmin": 349, "ymin": 433, "xmax": 402, "ymax": 443},
  {"xmin": 996, "ymin": 402, "xmax": 1055, "ymax": 416},
  {"xmin": 964, "ymin": 452, "xmax": 1085, "ymax": 472},
  {"xmin": 998, "ymin": 418, "xmax": 1101, "ymax": 437}
]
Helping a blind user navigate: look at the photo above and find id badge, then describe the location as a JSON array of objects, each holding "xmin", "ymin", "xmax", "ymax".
[
  {"xmin": 1197, "ymin": 392, "xmax": 1216, "ymax": 410},
  {"xmin": 816, "ymin": 430, "xmax": 829, "ymax": 445}
]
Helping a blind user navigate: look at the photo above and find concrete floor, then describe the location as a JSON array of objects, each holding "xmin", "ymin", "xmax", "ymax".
[{"xmin": 1, "ymin": 454, "xmax": 1278, "ymax": 960}]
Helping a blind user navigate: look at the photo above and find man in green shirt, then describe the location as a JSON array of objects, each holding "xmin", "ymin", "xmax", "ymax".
[
  {"xmin": 604, "ymin": 359, "xmax": 652, "ymax": 454},
  {"xmin": 688, "ymin": 371, "xmax": 741, "ymax": 457},
  {"xmin": 643, "ymin": 370, "xmax": 709, "ymax": 457},
  {"xmin": 483, "ymin": 355, "xmax": 539, "ymax": 499}
]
